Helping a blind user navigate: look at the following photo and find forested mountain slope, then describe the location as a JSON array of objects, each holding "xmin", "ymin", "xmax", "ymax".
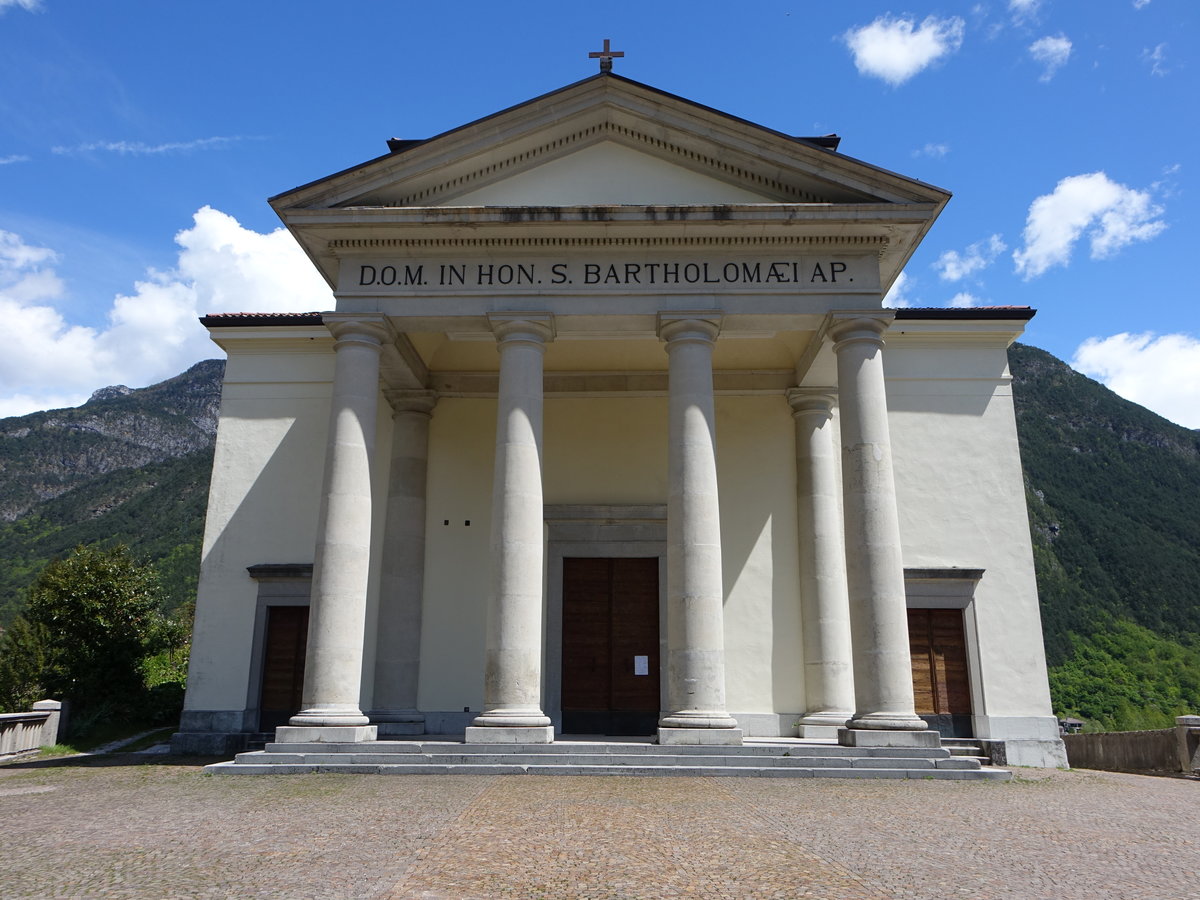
[
  {"xmin": 0, "ymin": 361, "xmax": 223, "ymax": 624},
  {"xmin": 1010, "ymin": 343, "xmax": 1200, "ymax": 727}
]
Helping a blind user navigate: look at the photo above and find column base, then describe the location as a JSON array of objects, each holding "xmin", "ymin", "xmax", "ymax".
[
  {"xmin": 275, "ymin": 725, "xmax": 377, "ymax": 744},
  {"xmin": 797, "ymin": 712, "xmax": 853, "ymax": 740},
  {"xmin": 369, "ymin": 709, "xmax": 425, "ymax": 736},
  {"xmin": 839, "ymin": 728, "xmax": 941, "ymax": 749},
  {"xmin": 658, "ymin": 727, "xmax": 744, "ymax": 746},
  {"xmin": 465, "ymin": 725, "xmax": 554, "ymax": 744}
]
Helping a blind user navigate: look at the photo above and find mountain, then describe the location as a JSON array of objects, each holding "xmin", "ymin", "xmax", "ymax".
[
  {"xmin": 1010, "ymin": 344, "xmax": 1200, "ymax": 728},
  {"xmin": 0, "ymin": 361, "xmax": 224, "ymax": 625},
  {"xmin": 0, "ymin": 347, "xmax": 1196, "ymax": 730}
]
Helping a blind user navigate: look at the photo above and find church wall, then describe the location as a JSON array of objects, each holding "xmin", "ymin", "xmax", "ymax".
[
  {"xmin": 885, "ymin": 333, "xmax": 1057, "ymax": 740},
  {"xmin": 715, "ymin": 395, "xmax": 805, "ymax": 724},
  {"xmin": 183, "ymin": 343, "xmax": 335, "ymax": 718},
  {"xmin": 417, "ymin": 398, "xmax": 495, "ymax": 715}
]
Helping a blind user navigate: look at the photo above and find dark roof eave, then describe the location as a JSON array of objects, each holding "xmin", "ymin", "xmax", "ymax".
[
  {"xmin": 200, "ymin": 312, "xmax": 327, "ymax": 328},
  {"xmin": 893, "ymin": 307, "xmax": 1035, "ymax": 322}
]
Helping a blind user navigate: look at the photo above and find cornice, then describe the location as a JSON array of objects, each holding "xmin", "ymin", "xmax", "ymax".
[
  {"xmin": 352, "ymin": 120, "xmax": 841, "ymax": 207},
  {"xmin": 326, "ymin": 234, "xmax": 891, "ymax": 252}
]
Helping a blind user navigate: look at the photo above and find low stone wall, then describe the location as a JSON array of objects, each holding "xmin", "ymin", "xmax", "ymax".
[
  {"xmin": 0, "ymin": 700, "xmax": 62, "ymax": 758},
  {"xmin": 1063, "ymin": 716, "xmax": 1200, "ymax": 775}
]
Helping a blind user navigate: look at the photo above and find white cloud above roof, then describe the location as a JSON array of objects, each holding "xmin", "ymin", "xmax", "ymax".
[
  {"xmin": 843, "ymin": 15, "xmax": 965, "ymax": 86},
  {"xmin": 0, "ymin": 208, "xmax": 332, "ymax": 418},
  {"xmin": 1012, "ymin": 172, "xmax": 1166, "ymax": 279},
  {"xmin": 1029, "ymin": 35, "xmax": 1072, "ymax": 81},
  {"xmin": 0, "ymin": 0, "xmax": 42, "ymax": 13},
  {"xmin": 934, "ymin": 234, "xmax": 1007, "ymax": 281},
  {"xmin": 1072, "ymin": 332, "xmax": 1200, "ymax": 429}
]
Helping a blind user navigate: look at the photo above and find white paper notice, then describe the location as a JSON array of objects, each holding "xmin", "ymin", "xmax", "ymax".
[{"xmin": 634, "ymin": 655, "xmax": 649, "ymax": 675}]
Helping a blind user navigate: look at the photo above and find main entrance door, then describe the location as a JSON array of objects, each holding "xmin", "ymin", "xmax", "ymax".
[
  {"xmin": 258, "ymin": 606, "xmax": 309, "ymax": 731},
  {"xmin": 908, "ymin": 607, "xmax": 973, "ymax": 737},
  {"xmin": 561, "ymin": 557, "xmax": 660, "ymax": 735}
]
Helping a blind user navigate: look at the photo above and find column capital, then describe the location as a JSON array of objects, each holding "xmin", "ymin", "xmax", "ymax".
[
  {"xmin": 322, "ymin": 313, "xmax": 393, "ymax": 346},
  {"xmin": 786, "ymin": 387, "xmax": 837, "ymax": 419},
  {"xmin": 657, "ymin": 311, "xmax": 722, "ymax": 344},
  {"xmin": 487, "ymin": 312, "xmax": 555, "ymax": 345},
  {"xmin": 384, "ymin": 389, "xmax": 438, "ymax": 417},
  {"xmin": 828, "ymin": 312, "xmax": 895, "ymax": 349}
]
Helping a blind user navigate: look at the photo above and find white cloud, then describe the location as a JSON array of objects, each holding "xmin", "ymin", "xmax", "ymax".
[
  {"xmin": 0, "ymin": 154, "xmax": 30, "ymax": 165},
  {"xmin": 1133, "ymin": 0, "xmax": 1151, "ymax": 9},
  {"xmin": 843, "ymin": 15, "xmax": 965, "ymax": 86},
  {"xmin": 948, "ymin": 292, "xmax": 981, "ymax": 308},
  {"xmin": 934, "ymin": 234, "xmax": 1007, "ymax": 281},
  {"xmin": 0, "ymin": 0, "xmax": 42, "ymax": 13},
  {"xmin": 0, "ymin": 208, "xmax": 333, "ymax": 418},
  {"xmin": 1009, "ymin": 0, "xmax": 1041, "ymax": 22},
  {"xmin": 1030, "ymin": 35, "xmax": 1072, "ymax": 81},
  {"xmin": 1143, "ymin": 43, "xmax": 1167, "ymax": 76},
  {"xmin": 912, "ymin": 143, "xmax": 950, "ymax": 158},
  {"xmin": 51, "ymin": 136, "xmax": 243, "ymax": 156},
  {"xmin": 884, "ymin": 271, "xmax": 914, "ymax": 308},
  {"xmin": 1012, "ymin": 172, "xmax": 1166, "ymax": 279},
  {"xmin": 1072, "ymin": 333, "xmax": 1200, "ymax": 428}
]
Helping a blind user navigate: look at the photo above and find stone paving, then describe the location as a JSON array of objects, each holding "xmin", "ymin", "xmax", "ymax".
[{"xmin": 0, "ymin": 754, "xmax": 1196, "ymax": 899}]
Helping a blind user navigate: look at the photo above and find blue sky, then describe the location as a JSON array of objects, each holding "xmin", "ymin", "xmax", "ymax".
[{"xmin": 0, "ymin": 1, "xmax": 1196, "ymax": 425}]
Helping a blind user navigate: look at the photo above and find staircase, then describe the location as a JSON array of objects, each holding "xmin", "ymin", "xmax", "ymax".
[{"xmin": 207, "ymin": 737, "xmax": 1011, "ymax": 780}]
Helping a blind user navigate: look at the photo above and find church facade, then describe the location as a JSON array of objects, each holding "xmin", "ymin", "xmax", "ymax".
[{"xmin": 173, "ymin": 72, "xmax": 1067, "ymax": 767}]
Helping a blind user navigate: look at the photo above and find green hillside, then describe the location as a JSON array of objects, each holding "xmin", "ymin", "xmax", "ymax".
[
  {"xmin": 0, "ymin": 361, "xmax": 223, "ymax": 626},
  {"xmin": 1010, "ymin": 343, "xmax": 1200, "ymax": 728}
]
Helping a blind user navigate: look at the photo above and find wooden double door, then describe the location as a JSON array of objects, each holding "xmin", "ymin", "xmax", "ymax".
[
  {"xmin": 908, "ymin": 607, "xmax": 973, "ymax": 737},
  {"xmin": 561, "ymin": 557, "xmax": 661, "ymax": 735}
]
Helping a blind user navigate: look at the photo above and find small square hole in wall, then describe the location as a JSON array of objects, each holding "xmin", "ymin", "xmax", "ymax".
[
  {"xmin": 464, "ymin": 520, "xmax": 471, "ymax": 526},
  {"xmin": 443, "ymin": 520, "xmax": 449, "ymax": 526}
]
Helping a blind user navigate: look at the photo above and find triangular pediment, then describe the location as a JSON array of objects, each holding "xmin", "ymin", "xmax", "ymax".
[
  {"xmin": 441, "ymin": 141, "xmax": 777, "ymax": 206},
  {"xmin": 273, "ymin": 74, "xmax": 948, "ymax": 213}
]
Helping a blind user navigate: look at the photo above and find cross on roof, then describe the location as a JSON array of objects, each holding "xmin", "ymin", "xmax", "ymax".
[{"xmin": 589, "ymin": 39, "xmax": 624, "ymax": 73}]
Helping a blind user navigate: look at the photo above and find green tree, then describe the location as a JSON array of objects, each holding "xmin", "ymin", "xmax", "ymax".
[
  {"xmin": 0, "ymin": 616, "xmax": 53, "ymax": 712},
  {"xmin": 23, "ymin": 544, "xmax": 169, "ymax": 719}
]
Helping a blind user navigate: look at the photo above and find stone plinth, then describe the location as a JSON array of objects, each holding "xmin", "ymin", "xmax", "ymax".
[
  {"xmin": 464, "ymin": 725, "xmax": 554, "ymax": 744},
  {"xmin": 839, "ymin": 728, "xmax": 941, "ymax": 749},
  {"xmin": 275, "ymin": 725, "xmax": 377, "ymax": 744},
  {"xmin": 658, "ymin": 727, "xmax": 745, "ymax": 746}
]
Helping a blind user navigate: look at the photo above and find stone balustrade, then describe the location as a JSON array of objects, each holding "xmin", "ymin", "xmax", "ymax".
[{"xmin": 0, "ymin": 700, "xmax": 62, "ymax": 757}]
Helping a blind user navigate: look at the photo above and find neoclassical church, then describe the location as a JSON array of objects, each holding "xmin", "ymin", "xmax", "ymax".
[{"xmin": 173, "ymin": 65, "xmax": 1067, "ymax": 768}]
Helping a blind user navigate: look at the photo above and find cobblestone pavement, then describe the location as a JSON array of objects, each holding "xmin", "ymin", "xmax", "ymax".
[{"xmin": 1, "ymin": 756, "xmax": 1196, "ymax": 899}]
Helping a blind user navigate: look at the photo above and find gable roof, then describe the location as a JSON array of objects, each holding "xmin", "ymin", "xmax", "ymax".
[{"xmin": 270, "ymin": 72, "xmax": 951, "ymax": 292}]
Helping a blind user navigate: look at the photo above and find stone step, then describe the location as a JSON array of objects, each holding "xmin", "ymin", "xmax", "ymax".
[
  {"xmin": 232, "ymin": 750, "xmax": 982, "ymax": 770},
  {"xmin": 207, "ymin": 760, "xmax": 1009, "ymax": 780},
  {"xmin": 261, "ymin": 740, "xmax": 953, "ymax": 760}
]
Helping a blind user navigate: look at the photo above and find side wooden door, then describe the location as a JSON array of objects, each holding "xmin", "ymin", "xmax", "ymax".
[
  {"xmin": 908, "ymin": 607, "xmax": 973, "ymax": 737},
  {"xmin": 258, "ymin": 606, "xmax": 309, "ymax": 732}
]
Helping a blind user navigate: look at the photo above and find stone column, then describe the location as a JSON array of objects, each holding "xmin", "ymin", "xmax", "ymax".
[
  {"xmin": 280, "ymin": 315, "xmax": 389, "ymax": 743},
  {"xmin": 369, "ymin": 389, "xmax": 437, "ymax": 736},
  {"xmin": 831, "ymin": 314, "xmax": 934, "ymax": 748},
  {"xmin": 657, "ymin": 314, "xmax": 742, "ymax": 746},
  {"xmin": 466, "ymin": 314, "xmax": 555, "ymax": 744},
  {"xmin": 787, "ymin": 388, "xmax": 855, "ymax": 739}
]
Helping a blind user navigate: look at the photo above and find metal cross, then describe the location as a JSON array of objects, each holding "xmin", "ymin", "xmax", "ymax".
[{"xmin": 589, "ymin": 39, "xmax": 624, "ymax": 73}]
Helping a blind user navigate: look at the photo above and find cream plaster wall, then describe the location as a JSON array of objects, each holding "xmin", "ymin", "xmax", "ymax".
[
  {"xmin": 445, "ymin": 141, "xmax": 776, "ymax": 206},
  {"xmin": 715, "ymin": 395, "xmax": 805, "ymax": 716},
  {"xmin": 417, "ymin": 399, "xmax": 495, "ymax": 713},
  {"xmin": 885, "ymin": 335, "xmax": 1054, "ymax": 721},
  {"xmin": 185, "ymin": 345, "xmax": 334, "ymax": 713}
]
